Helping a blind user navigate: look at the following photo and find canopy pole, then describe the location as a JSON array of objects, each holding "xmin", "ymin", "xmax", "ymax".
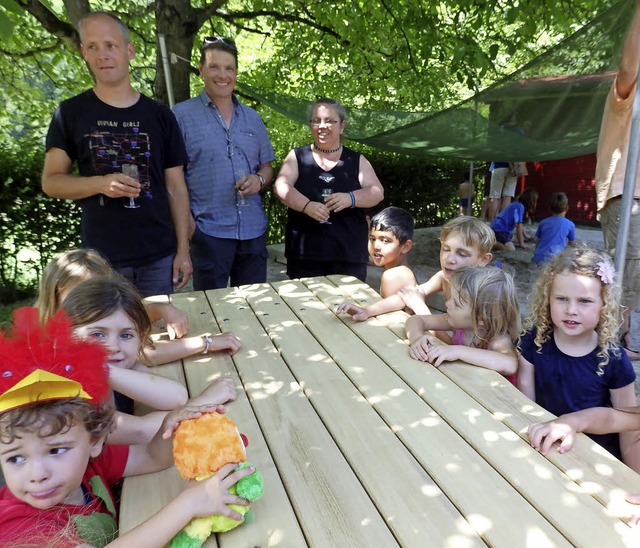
[
  {"xmin": 468, "ymin": 161, "xmax": 475, "ymax": 213},
  {"xmin": 614, "ymin": 63, "xmax": 640, "ymax": 275},
  {"xmin": 158, "ymin": 34, "xmax": 175, "ymax": 108}
]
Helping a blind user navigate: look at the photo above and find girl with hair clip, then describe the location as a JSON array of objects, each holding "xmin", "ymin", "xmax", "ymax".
[
  {"xmin": 37, "ymin": 249, "xmax": 241, "ymax": 364},
  {"xmin": 517, "ymin": 245, "xmax": 640, "ymax": 471},
  {"xmin": 406, "ymin": 266, "xmax": 520, "ymax": 384},
  {"xmin": 62, "ymin": 276, "xmax": 237, "ymax": 444}
]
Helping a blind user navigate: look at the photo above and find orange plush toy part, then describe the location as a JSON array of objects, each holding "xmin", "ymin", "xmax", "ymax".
[
  {"xmin": 174, "ymin": 413, "xmax": 246, "ymax": 479},
  {"xmin": 171, "ymin": 412, "xmax": 263, "ymax": 548}
]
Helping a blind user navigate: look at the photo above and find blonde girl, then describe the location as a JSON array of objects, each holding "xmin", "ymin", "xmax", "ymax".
[
  {"xmin": 62, "ymin": 276, "xmax": 236, "ymax": 443},
  {"xmin": 517, "ymin": 245, "xmax": 640, "ymax": 469},
  {"xmin": 37, "ymin": 249, "xmax": 241, "ymax": 362},
  {"xmin": 406, "ymin": 266, "xmax": 520, "ymax": 383}
]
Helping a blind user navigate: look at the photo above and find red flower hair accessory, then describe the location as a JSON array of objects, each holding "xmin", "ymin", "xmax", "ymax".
[{"xmin": 0, "ymin": 307, "xmax": 109, "ymax": 413}]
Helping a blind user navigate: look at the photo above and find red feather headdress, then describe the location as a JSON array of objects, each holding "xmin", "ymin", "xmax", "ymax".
[{"xmin": 0, "ymin": 307, "xmax": 109, "ymax": 413}]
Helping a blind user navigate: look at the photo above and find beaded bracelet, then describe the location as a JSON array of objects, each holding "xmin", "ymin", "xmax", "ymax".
[
  {"xmin": 348, "ymin": 191, "xmax": 356, "ymax": 208},
  {"xmin": 202, "ymin": 335, "xmax": 213, "ymax": 354},
  {"xmin": 302, "ymin": 200, "xmax": 311, "ymax": 213}
]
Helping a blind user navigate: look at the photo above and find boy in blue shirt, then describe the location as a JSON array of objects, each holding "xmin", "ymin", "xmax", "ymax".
[{"xmin": 532, "ymin": 192, "xmax": 576, "ymax": 264}]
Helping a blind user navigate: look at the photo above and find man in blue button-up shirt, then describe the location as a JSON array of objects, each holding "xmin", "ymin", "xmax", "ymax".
[{"xmin": 173, "ymin": 37, "xmax": 275, "ymax": 290}]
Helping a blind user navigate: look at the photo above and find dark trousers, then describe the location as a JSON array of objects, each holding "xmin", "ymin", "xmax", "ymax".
[
  {"xmin": 191, "ymin": 227, "xmax": 267, "ymax": 290},
  {"xmin": 115, "ymin": 254, "xmax": 174, "ymax": 297}
]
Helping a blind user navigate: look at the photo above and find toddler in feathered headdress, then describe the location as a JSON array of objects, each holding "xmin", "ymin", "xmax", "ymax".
[{"xmin": 0, "ymin": 307, "xmax": 253, "ymax": 548}]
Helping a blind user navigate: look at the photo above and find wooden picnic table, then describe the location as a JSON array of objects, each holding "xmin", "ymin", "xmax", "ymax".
[{"xmin": 119, "ymin": 275, "xmax": 640, "ymax": 547}]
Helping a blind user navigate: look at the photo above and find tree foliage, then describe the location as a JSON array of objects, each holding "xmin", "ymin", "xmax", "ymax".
[{"xmin": 0, "ymin": 0, "xmax": 622, "ymax": 297}]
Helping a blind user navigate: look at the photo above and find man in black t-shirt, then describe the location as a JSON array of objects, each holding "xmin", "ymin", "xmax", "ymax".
[{"xmin": 42, "ymin": 11, "xmax": 192, "ymax": 296}]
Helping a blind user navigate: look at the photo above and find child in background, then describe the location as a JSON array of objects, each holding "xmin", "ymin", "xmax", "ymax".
[
  {"xmin": 490, "ymin": 187, "xmax": 538, "ymax": 250},
  {"xmin": 367, "ymin": 206, "xmax": 416, "ymax": 298},
  {"xmin": 337, "ymin": 216, "xmax": 494, "ymax": 321},
  {"xmin": 517, "ymin": 245, "xmax": 640, "ymax": 470},
  {"xmin": 62, "ymin": 276, "xmax": 237, "ymax": 444},
  {"xmin": 406, "ymin": 266, "xmax": 520, "ymax": 384},
  {"xmin": 37, "ymin": 249, "xmax": 241, "ymax": 363},
  {"xmin": 532, "ymin": 192, "xmax": 576, "ymax": 265},
  {"xmin": 0, "ymin": 308, "xmax": 252, "ymax": 547},
  {"xmin": 458, "ymin": 179, "xmax": 475, "ymax": 216}
]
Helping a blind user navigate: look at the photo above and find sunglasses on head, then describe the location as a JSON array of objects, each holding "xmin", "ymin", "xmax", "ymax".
[{"xmin": 202, "ymin": 36, "xmax": 236, "ymax": 48}]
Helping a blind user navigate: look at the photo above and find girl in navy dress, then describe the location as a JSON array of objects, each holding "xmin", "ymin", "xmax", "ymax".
[{"xmin": 517, "ymin": 245, "xmax": 640, "ymax": 470}]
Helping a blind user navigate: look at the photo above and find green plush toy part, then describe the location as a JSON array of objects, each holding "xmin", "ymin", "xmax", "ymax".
[{"xmin": 169, "ymin": 414, "xmax": 264, "ymax": 548}]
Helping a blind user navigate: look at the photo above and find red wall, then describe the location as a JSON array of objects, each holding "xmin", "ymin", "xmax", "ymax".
[{"xmin": 524, "ymin": 153, "xmax": 598, "ymax": 225}]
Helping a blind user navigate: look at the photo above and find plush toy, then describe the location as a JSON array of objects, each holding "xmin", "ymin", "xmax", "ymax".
[{"xmin": 170, "ymin": 412, "xmax": 264, "ymax": 548}]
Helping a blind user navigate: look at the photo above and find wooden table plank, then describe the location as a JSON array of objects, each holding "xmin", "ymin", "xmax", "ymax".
[
  {"xmin": 251, "ymin": 281, "xmax": 484, "ymax": 547},
  {"xmin": 330, "ymin": 275, "xmax": 640, "ymax": 532},
  {"xmin": 311, "ymin": 276, "xmax": 636, "ymax": 547},
  {"xmin": 441, "ymin": 363, "xmax": 640, "ymax": 525},
  {"xmin": 210, "ymin": 284, "xmax": 399, "ymax": 547},
  {"xmin": 174, "ymin": 289, "xmax": 307, "ymax": 548},
  {"xmin": 278, "ymin": 278, "xmax": 571, "ymax": 547}
]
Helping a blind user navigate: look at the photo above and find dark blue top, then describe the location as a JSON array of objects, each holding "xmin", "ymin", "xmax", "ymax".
[{"xmin": 519, "ymin": 329, "xmax": 636, "ymax": 458}]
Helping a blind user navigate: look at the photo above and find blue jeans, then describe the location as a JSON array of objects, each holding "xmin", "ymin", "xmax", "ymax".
[
  {"xmin": 191, "ymin": 228, "xmax": 267, "ymax": 290},
  {"xmin": 115, "ymin": 254, "xmax": 174, "ymax": 297}
]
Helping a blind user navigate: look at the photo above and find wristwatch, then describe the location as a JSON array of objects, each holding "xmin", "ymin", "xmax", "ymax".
[{"xmin": 256, "ymin": 173, "xmax": 265, "ymax": 188}]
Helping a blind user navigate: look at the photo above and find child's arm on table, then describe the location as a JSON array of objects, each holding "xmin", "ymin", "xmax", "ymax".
[
  {"xmin": 337, "ymin": 271, "xmax": 444, "ymax": 321},
  {"xmin": 108, "ymin": 378, "xmax": 237, "ymax": 445},
  {"xmin": 424, "ymin": 334, "xmax": 518, "ymax": 375},
  {"xmin": 398, "ymin": 271, "xmax": 446, "ymax": 315},
  {"xmin": 612, "ymin": 384, "xmax": 640, "ymax": 473},
  {"xmin": 516, "ymin": 353, "xmax": 536, "ymax": 401},
  {"xmin": 337, "ymin": 293, "xmax": 407, "ymax": 321},
  {"xmin": 406, "ymin": 314, "xmax": 452, "ymax": 361},
  {"xmin": 108, "ymin": 366, "xmax": 188, "ymax": 409},
  {"xmin": 528, "ymin": 406, "xmax": 640, "ymax": 455},
  {"xmin": 145, "ymin": 302, "xmax": 189, "ymax": 340},
  {"xmin": 144, "ymin": 332, "xmax": 242, "ymax": 365},
  {"xmin": 110, "ymin": 411, "xmax": 165, "ymax": 445}
]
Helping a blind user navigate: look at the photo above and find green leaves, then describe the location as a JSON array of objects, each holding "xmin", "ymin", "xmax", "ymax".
[{"xmin": 0, "ymin": 0, "xmax": 21, "ymax": 37}]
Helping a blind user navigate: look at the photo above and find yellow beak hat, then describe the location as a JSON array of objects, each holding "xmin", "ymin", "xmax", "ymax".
[{"xmin": 0, "ymin": 307, "xmax": 109, "ymax": 413}]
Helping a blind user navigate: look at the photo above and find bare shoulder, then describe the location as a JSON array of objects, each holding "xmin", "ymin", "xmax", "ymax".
[{"xmin": 380, "ymin": 265, "xmax": 417, "ymax": 298}]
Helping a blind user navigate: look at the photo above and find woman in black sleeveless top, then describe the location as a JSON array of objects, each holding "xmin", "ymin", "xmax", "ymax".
[{"xmin": 274, "ymin": 98, "xmax": 384, "ymax": 281}]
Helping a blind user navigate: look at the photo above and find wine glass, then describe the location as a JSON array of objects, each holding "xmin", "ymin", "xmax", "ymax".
[
  {"xmin": 235, "ymin": 168, "xmax": 248, "ymax": 207},
  {"xmin": 122, "ymin": 164, "xmax": 139, "ymax": 209},
  {"xmin": 320, "ymin": 188, "xmax": 333, "ymax": 224}
]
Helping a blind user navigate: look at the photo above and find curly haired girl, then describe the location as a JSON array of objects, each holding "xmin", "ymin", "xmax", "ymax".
[{"xmin": 517, "ymin": 244, "xmax": 640, "ymax": 469}]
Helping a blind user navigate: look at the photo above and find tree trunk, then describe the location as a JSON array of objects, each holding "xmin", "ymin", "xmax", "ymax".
[{"xmin": 154, "ymin": 0, "xmax": 198, "ymax": 106}]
